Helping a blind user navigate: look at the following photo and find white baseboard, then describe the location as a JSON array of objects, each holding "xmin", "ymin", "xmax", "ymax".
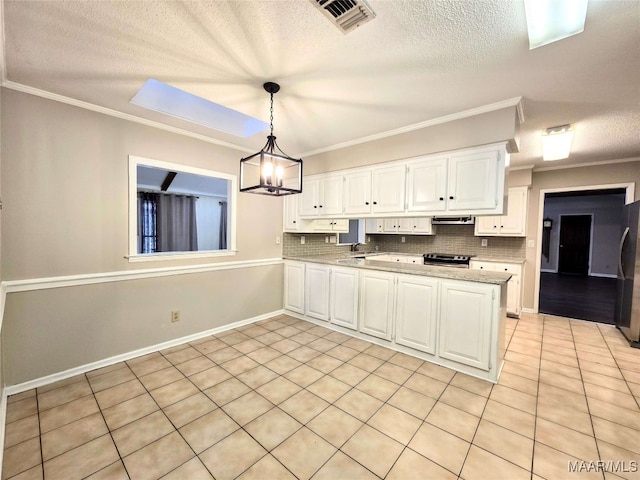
[
  {"xmin": 4, "ymin": 309, "xmax": 285, "ymax": 396},
  {"xmin": 521, "ymin": 307, "xmax": 536, "ymax": 314},
  {"xmin": 589, "ymin": 273, "xmax": 617, "ymax": 279},
  {"xmin": 540, "ymin": 269, "xmax": 557, "ymax": 273},
  {"xmin": 0, "ymin": 387, "xmax": 6, "ymax": 479}
]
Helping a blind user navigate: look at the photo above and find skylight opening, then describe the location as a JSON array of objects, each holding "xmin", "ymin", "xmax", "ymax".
[{"xmin": 130, "ymin": 79, "xmax": 269, "ymax": 138}]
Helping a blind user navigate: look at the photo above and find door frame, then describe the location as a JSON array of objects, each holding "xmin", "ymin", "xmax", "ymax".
[
  {"xmin": 556, "ymin": 213, "xmax": 594, "ymax": 276},
  {"xmin": 533, "ymin": 182, "xmax": 635, "ymax": 313}
]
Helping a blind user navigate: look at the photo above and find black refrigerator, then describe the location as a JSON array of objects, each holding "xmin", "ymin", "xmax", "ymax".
[{"xmin": 615, "ymin": 200, "xmax": 640, "ymax": 348}]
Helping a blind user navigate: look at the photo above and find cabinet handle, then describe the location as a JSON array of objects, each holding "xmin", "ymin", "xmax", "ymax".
[
  {"xmin": 365, "ymin": 202, "xmax": 369, "ymax": 205},
  {"xmin": 293, "ymin": 220, "xmax": 296, "ymax": 223},
  {"xmin": 449, "ymin": 196, "xmax": 454, "ymax": 200},
  {"xmin": 319, "ymin": 205, "xmax": 323, "ymax": 208},
  {"xmin": 373, "ymin": 201, "xmax": 377, "ymax": 205},
  {"xmin": 439, "ymin": 197, "xmax": 444, "ymax": 201},
  {"xmin": 493, "ymin": 225, "xmax": 497, "ymax": 228},
  {"xmin": 314, "ymin": 205, "xmax": 318, "ymax": 208}
]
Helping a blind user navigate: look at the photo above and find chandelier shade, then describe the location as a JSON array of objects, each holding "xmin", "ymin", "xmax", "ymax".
[{"xmin": 240, "ymin": 82, "xmax": 303, "ymax": 196}]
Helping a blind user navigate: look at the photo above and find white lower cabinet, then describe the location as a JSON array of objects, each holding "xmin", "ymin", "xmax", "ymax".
[
  {"xmin": 304, "ymin": 264, "xmax": 330, "ymax": 321},
  {"xmin": 438, "ymin": 280, "xmax": 493, "ymax": 371},
  {"xmin": 284, "ymin": 261, "xmax": 305, "ymax": 314},
  {"xmin": 330, "ymin": 267, "xmax": 359, "ymax": 330},
  {"xmin": 359, "ymin": 270, "xmax": 395, "ymax": 341},
  {"xmin": 284, "ymin": 261, "xmax": 505, "ymax": 382},
  {"xmin": 395, "ymin": 275, "xmax": 438, "ymax": 355},
  {"xmin": 470, "ymin": 260, "xmax": 523, "ymax": 317}
]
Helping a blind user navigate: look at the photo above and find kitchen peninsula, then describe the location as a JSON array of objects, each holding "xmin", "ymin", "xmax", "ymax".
[{"xmin": 283, "ymin": 252, "xmax": 511, "ymax": 383}]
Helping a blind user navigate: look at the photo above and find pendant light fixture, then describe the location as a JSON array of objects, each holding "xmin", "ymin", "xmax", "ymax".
[{"xmin": 240, "ymin": 82, "xmax": 303, "ymax": 196}]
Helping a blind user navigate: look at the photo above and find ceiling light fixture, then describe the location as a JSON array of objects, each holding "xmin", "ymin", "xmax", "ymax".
[
  {"xmin": 240, "ymin": 82, "xmax": 303, "ymax": 196},
  {"xmin": 542, "ymin": 124, "xmax": 574, "ymax": 161},
  {"xmin": 524, "ymin": 0, "xmax": 588, "ymax": 49}
]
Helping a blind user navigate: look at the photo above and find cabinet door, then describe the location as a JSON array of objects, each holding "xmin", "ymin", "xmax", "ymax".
[
  {"xmin": 371, "ymin": 165, "xmax": 406, "ymax": 213},
  {"xmin": 397, "ymin": 217, "xmax": 414, "ymax": 233},
  {"xmin": 331, "ymin": 219, "xmax": 349, "ymax": 232},
  {"xmin": 284, "ymin": 262, "xmax": 305, "ymax": 314},
  {"xmin": 305, "ymin": 264, "xmax": 330, "ymax": 321},
  {"xmin": 498, "ymin": 186, "xmax": 528, "ymax": 236},
  {"xmin": 474, "ymin": 215, "xmax": 498, "ymax": 236},
  {"xmin": 321, "ymin": 175, "xmax": 344, "ymax": 215},
  {"xmin": 395, "ymin": 275, "xmax": 438, "ymax": 354},
  {"xmin": 382, "ymin": 218, "xmax": 399, "ymax": 233},
  {"xmin": 344, "ymin": 170, "xmax": 372, "ymax": 215},
  {"xmin": 494, "ymin": 263, "xmax": 522, "ymax": 316},
  {"xmin": 406, "ymin": 157, "xmax": 448, "ymax": 212},
  {"xmin": 330, "ymin": 267, "xmax": 359, "ymax": 330},
  {"xmin": 448, "ymin": 149, "xmax": 500, "ymax": 211},
  {"xmin": 439, "ymin": 281, "xmax": 493, "ymax": 370},
  {"xmin": 412, "ymin": 217, "xmax": 433, "ymax": 234},
  {"xmin": 311, "ymin": 219, "xmax": 334, "ymax": 232},
  {"xmin": 359, "ymin": 271, "xmax": 395, "ymax": 340},
  {"xmin": 299, "ymin": 178, "xmax": 321, "ymax": 216}
]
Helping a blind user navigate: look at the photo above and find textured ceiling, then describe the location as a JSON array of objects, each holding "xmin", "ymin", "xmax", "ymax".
[{"xmin": 2, "ymin": 0, "xmax": 639, "ymax": 169}]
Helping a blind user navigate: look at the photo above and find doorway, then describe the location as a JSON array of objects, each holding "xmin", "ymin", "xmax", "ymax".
[
  {"xmin": 537, "ymin": 189, "xmax": 626, "ymax": 323},
  {"xmin": 558, "ymin": 214, "xmax": 592, "ymax": 275}
]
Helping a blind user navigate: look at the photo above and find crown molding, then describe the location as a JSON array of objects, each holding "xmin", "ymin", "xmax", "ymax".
[
  {"xmin": 0, "ymin": 80, "xmax": 256, "ymax": 154},
  {"xmin": 533, "ymin": 156, "xmax": 640, "ymax": 172},
  {"xmin": 300, "ymin": 97, "xmax": 524, "ymax": 158}
]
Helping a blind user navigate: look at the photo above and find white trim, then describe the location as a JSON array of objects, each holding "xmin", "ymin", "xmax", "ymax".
[
  {"xmin": 521, "ymin": 307, "xmax": 536, "ymax": 314},
  {"xmin": 533, "ymin": 182, "xmax": 634, "ymax": 313},
  {"xmin": 129, "ymin": 154, "xmax": 238, "ymax": 258},
  {"xmin": 127, "ymin": 250, "xmax": 238, "ymax": 263},
  {"xmin": 1, "ymin": 81, "xmax": 255, "ymax": 154},
  {"xmin": 533, "ymin": 156, "xmax": 640, "ymax": 172},
  {"xmin": 540, "ymin": 268, "xmax": 557, "ymax": 273},
  {"xmin": 0, "ymin": 390, "xmax": 6, "ymax": 479},
  {"xmin": 299, "ymin": 97, "xmax": 523, "ymax": 158},
  {"xmin": 509, "ymin": 164, "xmax": 535, "ymax": 172},
  {"xmin": 3, "ymin": 258, "xmax": 283, "ymax": 294},
  {"xmin": 0, "ymin": 0, "xmax": 6, "ymax": 84},
  {"xmin": 589, "ymin": 273, "xmax": 617, "ymax": 279},
  {"xmin": 4, "ymin": 309, "xmax": 285, "ymax": 396}
]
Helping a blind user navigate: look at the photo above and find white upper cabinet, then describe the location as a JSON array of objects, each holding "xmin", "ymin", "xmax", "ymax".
[
  {"xmin": 447, "ymin": 147, "xmax": 502, "ymax": 212},
  {"xmin": 299, "ymin": 174, "xmax": 343, "ymax": 216},
  {"xmin": 293, "ymin": 142, "xmax": 507, "ymax": 222},
  {"xmin": 475, "ymin": 186, "xmax": 528, "ymax": 237},
  {"xmin": 406, "ymin": 157, "xmax": 448, "ymax": 212},
  {"xmin": 343, "ymin": 170, "xmax": 372, "ymax": 215},
  {"xmin": 371, "ymin": 164, "xmax": 406, "ymax": 213}
]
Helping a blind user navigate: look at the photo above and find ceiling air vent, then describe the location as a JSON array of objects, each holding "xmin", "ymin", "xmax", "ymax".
[{"xmin": 310, "ymin": 0, "xmax": 376, "ymax": 34}]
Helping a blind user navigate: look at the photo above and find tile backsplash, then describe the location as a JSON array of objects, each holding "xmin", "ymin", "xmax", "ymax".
[{"xmin": 283, "ymin": 225, "xmax": 526, "ymax": 261}]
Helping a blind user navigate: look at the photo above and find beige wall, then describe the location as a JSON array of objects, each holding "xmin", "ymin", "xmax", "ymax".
[
  {"xmin": 3, "ymin": 266, "xmax": 282, "ymax": 385},
  {"xmin": 523, "ymin": 161, "xmax": 640, "ymax": 309},
  {"xmin": 1, "ymin": 88, "xmax": 284, "ymax": 385},
  {"xmin": 304, "ymin": 106, "xmax": 519, "ymax": 174}
]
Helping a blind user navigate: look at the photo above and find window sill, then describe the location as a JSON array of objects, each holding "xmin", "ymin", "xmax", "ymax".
[{"xmin": 126, "ymin": 250, "xmax": 238, "ymax": 263}]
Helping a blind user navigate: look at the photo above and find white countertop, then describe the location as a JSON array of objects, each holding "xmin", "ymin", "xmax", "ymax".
[{"xmin": 284, "ymin": 252, "xmax": 512, "ymax": 285}]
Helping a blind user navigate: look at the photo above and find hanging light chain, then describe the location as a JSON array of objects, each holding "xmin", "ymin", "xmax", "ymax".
[{"xmin": 269, "ymin": 91, "xmax": 274, "ymax": 137}]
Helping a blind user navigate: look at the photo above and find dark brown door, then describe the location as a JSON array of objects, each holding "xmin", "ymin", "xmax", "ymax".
[{"xmin": 558, "ymin": 215, "xmax": 592, "ymax": 275}]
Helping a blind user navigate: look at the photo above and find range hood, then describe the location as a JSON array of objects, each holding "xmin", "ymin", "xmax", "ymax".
[{"xmin": 431, "ymin": 216, "xmax": 475, "ymax": 225}]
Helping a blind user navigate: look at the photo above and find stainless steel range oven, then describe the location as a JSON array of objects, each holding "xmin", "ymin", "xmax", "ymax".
[{"xmin": 423, "ymin": 253, "xmax": 472, "ymax": 268}]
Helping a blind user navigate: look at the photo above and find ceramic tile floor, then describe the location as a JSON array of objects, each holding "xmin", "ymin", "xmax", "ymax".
[{"xmin": 3, "ymin": 313, "xmax": 640, "ymax": 480}]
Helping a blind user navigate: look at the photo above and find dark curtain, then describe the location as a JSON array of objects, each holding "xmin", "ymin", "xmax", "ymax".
[
  {"xmin": 219, "ymin": 201, "xmax": 228, "ymax": 250},
  {"xmin": 138, "ymin": 192, "xmax": 158, "ymax": 253},
  {"xmin": 156, "ymin": 193, "xmax": 198, "ymax": 252}
]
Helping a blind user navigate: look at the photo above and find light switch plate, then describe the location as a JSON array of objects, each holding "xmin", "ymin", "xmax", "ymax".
[{"xmin": 481, "ymin": 238, "xmax": 488, "ymax": 247}]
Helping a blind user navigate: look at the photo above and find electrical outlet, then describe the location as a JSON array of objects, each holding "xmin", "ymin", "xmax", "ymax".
[
  {"xmin": 275, "ymin": 235, "xmax": 281, "ymax": 245},
  {"xmin": 329, "ymin": 236, "xmax": 337, "ymax": 244},
  {"xmin": 300, "ymin": 236, "xmax": 305, "ymax": 245},
  {"xmin": 401, "ymin": 236, "xmax": 405, "ymax": 243},
  {"xmin": 367, "ymin": 236, "xmax": 370, "ymax": 242},
  {"xmin": 481, "ymin": 238, "xmax": 488, "ymax": 247},
  {"xmin": 325, "ymin": 236, "xmax": 329, "ymax": 243},
  {"xmin": 528, "ymin": 240, "xmax": 535, "ymax": 248},
  {"xmin": 171, "ymin": 310, "xmax": 180, "ymax": 323}
]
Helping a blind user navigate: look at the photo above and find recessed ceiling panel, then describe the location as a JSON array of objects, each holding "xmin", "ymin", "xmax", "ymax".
[{"xmin": 130, "ymin": 79, "xmax": 269, "ymax": 138}]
